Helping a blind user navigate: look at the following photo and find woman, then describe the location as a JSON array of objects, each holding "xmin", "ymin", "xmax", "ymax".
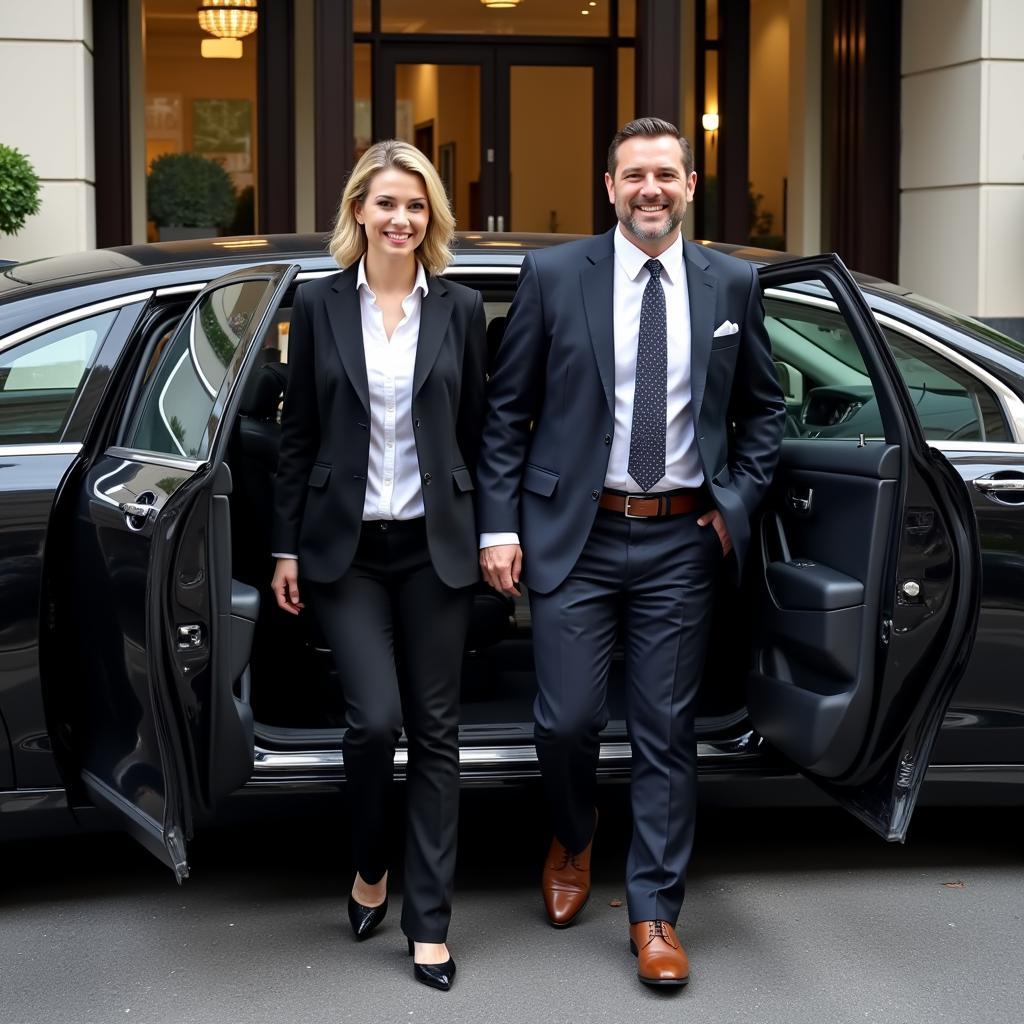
[{"xmin": 270, "ymin": 140, "xmax": 486, "ymax": 992}]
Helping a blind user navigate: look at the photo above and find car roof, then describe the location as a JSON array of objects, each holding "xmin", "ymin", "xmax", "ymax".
[{"xmin": 4, "ymin": 230, "xmax": 1020, "ymax": 369}]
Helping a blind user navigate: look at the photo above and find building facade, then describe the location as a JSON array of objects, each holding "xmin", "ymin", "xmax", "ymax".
[{"xmin": 1, "ymin": 0, "xmax": 1022, "ymax": 338}]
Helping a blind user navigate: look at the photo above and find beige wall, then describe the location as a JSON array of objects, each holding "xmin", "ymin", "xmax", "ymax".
[
  {"xmin": 0, "ymin": 0, "xmax": 95, "ymax": 260},
  {"xmin": 900, "ymin": 0, "xmax": 1024, "ymax": 318}
]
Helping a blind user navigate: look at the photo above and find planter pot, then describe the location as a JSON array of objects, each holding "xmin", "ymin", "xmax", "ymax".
[{"xmin": 157, "ymin": 226, "xmax": 219, "ymax": 241}]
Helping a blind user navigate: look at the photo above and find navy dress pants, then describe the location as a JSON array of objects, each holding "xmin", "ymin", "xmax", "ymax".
[
  {"xmin": 308, "ymin": 517, "xmax": 472, "ymax": 943},
  {"xmin": 529, "ymin": 506, "xmax": 721, "ymax": 925}
]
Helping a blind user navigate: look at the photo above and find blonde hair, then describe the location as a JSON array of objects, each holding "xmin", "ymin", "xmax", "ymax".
[{"xmin": 329, "ymin": 140, "xmax": 455, "ymax": 276}]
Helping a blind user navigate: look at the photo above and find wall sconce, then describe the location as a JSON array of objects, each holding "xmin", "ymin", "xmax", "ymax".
[
  {"xmin": 198, "ymin": 0, "xmax": 258, "ymax": 59},
  {"xmin": 701, "ymin": 113, "xmax": 720, "ymax": 132}
]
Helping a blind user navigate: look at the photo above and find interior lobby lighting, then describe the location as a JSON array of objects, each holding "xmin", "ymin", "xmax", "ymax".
[
  {"xmin": 702, "ymin": 112, "xmax": 720, "ymax": 132},
  {"xmin": 480, "ymin": 0, "xmax": 521, "ymax": 8},
  {"xmin": 198, "ymin": 1, "xmax": 257, "ymax": 58}
]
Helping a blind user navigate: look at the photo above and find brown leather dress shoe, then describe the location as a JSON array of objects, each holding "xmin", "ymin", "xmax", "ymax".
[
  {"xmin": 541, "ymin": 832, "xmax": 594, "ymax": 927},
  {"xmin": 629, "ymin": 920, "xmax": 689, "ymax": 987}
]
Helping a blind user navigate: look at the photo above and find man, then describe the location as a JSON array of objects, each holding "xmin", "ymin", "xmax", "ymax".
[{"xmin": 476, "ymin": 117, "xmax": 786, "ymax": 987}]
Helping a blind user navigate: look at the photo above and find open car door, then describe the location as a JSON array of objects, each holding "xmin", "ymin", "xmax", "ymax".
[
  {"xmin": 59, "ymin": 264, "xmax": 298, "ymax": 879},
  {"xmin": 746, "ymin": 255, "xmax": 981, "ymax": 841}
]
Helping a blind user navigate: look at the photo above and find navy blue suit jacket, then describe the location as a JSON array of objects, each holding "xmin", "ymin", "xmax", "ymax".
[{"xmin": 476, "ymin": 229, "xmax": 786, "ymax": 594}]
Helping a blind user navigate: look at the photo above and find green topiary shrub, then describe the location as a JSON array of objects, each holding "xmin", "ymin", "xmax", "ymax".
[
  {"xmin": 0, "ymin": 144, "xmax": 42, "ymax": 236},
  {"xmin": 147, "ymin": 152, "xmax": 236, "ymax": 228}
]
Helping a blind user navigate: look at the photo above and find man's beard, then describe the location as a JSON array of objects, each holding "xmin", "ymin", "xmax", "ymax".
[{"xmin": 621, "ymin": 203, "xmax": 681, "ymax": 241}]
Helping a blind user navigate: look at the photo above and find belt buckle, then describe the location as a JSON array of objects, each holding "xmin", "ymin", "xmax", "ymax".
[{"xmin": 624, "ymin": 494, "xmax": 647, "ymax": 518}]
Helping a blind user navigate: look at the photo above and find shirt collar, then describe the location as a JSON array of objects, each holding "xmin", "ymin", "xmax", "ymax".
[
  {"xmin": 613, "ymin": 226, "xmax": 684, "ymax": 286},
  {"xmin": 356, "ymin": 256, "xmax": 430, "ymax": 302}
]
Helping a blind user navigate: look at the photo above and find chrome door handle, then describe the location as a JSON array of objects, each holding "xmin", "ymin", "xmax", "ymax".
[
  {"xmin": 973, "ymin": 474, "xmax": 1024, "ymax": 493},
  {"xmin": 120, "ymin": 501, "xmax": 154, "ymax": 518},
  {"xmin": 120, "ymin": 490, "xmax": 157, "ymax": 530},
  {"xmin": 786, "ymin": 487, "xmax": 813, "ymax": 513}
]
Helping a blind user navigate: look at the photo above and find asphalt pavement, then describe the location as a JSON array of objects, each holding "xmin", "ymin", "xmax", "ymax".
[{"xmin": 1, "ymin": 787, "xmax": 1021, "ymax": 1024}]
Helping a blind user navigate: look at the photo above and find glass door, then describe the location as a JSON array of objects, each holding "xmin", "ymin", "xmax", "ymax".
[{"xmin": 378, "ymin": 44, "xmax": 611, "ymax": 235}]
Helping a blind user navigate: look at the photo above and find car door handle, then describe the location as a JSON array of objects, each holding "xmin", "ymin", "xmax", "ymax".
[
  {"xmin": 972, "ymin": 473, "xmax": 1024, "ymax": 493},
  {"xmin": 787, "ymin": 487, "xmax": 813, "ymax": 513},
  {"xmin": 119, "ymin": 491, "xmax": 158, "ymax": 530}
]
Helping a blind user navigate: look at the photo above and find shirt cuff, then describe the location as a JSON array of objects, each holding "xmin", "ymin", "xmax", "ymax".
[
  {"xmin": 479, "ymin": 532, "xmax": 520, "ymax": 549},
  {"xmin": 272, "ymin": 552, "xmax": 299, "ymax": 560}
]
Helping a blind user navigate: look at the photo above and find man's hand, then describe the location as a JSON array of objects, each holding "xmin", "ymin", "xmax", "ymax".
[
  {"xmin": 271, "ymin": 557, "xmax": 304, "ymax": 614},
  {"xmin": 480, "ymin": 544, "xmax": 523, "ymax": 596},
  {"xmin": 697, "ymin": 509, "xmax": 732, "ymax": 556}
]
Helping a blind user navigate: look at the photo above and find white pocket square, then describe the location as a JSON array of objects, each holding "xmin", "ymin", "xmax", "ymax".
[{"xmin": 713, "ymin": 320, "xmax": 739, "ymax": 338}]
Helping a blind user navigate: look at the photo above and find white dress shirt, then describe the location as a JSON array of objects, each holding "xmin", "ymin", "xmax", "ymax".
[
  {"xmin": 274, "ymin": 258, "xmax": 428, "ymax": 560},
  {"xmin": 358, "ymin": 257, "xmax": 428, "ymax": 521},
  {"xmin": 479, "ymin": 228, "xmax": 703, "ymax": 550},
  {"xmin": 606, "ymin": 227, "xmax": 703, "ymax": 492}
]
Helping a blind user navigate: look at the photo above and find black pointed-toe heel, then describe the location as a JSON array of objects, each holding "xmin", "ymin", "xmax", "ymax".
[
  {"xmin": 348, "ymin": 894, "xmax": 388, "ymax": 940},
  {"xmin": 407, "ymin": 938, "xmax": 456, "ymax": 992}
]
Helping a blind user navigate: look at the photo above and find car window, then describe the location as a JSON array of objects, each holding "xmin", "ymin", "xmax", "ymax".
[
  {"xmin": 763, "ymin": 295, "xmax": 1009, "ymax": 442},
  {"xmin": 124, "ymin": 280, "xmax": 273, "ymax": 459},
  {"xmin": 0, "ymin": 310, "xmax": 116, "ymax": 444},
  {"xmin": 882, "ymin": 330, "xmax": 1009, "ymax": 441},
  {"xmin": 764, "ymin": 297, "xmax": 881, "ymax": 440}
]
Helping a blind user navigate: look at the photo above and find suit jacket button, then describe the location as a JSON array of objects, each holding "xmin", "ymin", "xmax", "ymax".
[
  {"xmin": 423, "ymin": 472, "xmax": 432, "ymax": 485},
  {"xmin": 591, "ymin": 489, "xmax": 600, "ymax": 500},
  {"xmin": 603, "ymin": 434, "xmax": 611, "ymax": 445},
  {"xmin": 414, "ymin": 418, "xmax": 421, "ymax": 428}
]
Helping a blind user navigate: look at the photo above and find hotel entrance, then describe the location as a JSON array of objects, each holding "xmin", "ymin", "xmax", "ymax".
[
  {"xmin": 378, "ymin": 45, "xmax": 612, "ymax": 234},
  {"xmin": 351, "ymin": 0, "xmax": 639, "ymax": 235}
]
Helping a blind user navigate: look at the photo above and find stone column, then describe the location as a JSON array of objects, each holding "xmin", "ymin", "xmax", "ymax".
[
  {"xmin": 901, "ymin": 0, "xmax": 1024, "ymax": 340},
  {"xmin": 0, "ymin": 1, "xmax": 95, "ymax": 260}
]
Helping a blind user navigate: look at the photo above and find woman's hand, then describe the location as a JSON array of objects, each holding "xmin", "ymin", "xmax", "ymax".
[{"xmin": 272, "ymin": 558, "xmax": 304, "ymax": 614}]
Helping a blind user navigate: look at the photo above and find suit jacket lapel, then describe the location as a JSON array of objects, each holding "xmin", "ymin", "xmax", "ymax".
[
  {"xmin": 326, "ymin": 267, "xmax": 370, "ymax": 416},
  {"xmin": 684, "ymin": 239, "xmax": 716, "ymax": 426},
  {"xmin": 413, "ymin": 276, "xmax": 453, "ymax": 396},
  {"xmin": 580, "ymin": 229, "xmax": 617, "ymax": 417}
]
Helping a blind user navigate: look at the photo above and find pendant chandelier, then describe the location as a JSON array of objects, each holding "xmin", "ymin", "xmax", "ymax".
[{"xmin": 197, "ymin": 1, "xmax": 258, "ymax": 59}]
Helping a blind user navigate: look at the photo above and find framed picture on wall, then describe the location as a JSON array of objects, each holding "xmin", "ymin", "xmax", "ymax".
[
  {"xmin": 192, "ymin": 99, "xmax": 252, "ymax": 172},
  {"xmin": 438, "ymin": 142, "xmax": 456, "ymax": 205}
]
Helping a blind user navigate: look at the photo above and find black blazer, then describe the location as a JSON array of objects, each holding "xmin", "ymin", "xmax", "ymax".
[
  {"xmin": 272, "ymin": 265, "xmax": 487, "ymax": 588},
  {"xmin": 476, "ymin": 229, "xmax": 787, "ymax": 593}
]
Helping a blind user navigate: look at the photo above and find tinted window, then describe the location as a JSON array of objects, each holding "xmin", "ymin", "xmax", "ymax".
[
  {"xmin": 126, "ymin": 280, "xmax": 270, "ymax": 459},
  {"xmin": 764, "ymin": 294, "xmax": 1009, "ymax": 442},
  {"xmin": 0, "ymin": 311, "xmax": 115, "ymax": 444}
]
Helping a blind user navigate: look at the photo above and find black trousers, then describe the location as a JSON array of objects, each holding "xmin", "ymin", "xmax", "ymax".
[
  {"xmin": 307, "ymin": 518, "xmax": 472, "ymax": 942},
  {"xmin": 528, "ymin": 507, "xmax": 721, "ymax": 925}
]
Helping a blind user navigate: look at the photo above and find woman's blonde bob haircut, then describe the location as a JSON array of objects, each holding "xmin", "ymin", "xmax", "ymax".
[{"xmin": 329, "ymin": 139, "xmax": 455, "ymax": 276}]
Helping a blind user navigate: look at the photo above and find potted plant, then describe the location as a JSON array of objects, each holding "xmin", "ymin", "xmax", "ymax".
[
  {"xmin": 147, "ymin": 152, "xmax": 236, "ymax": 241},
  {"xmin": 0, "ymin": 144, "xmax": 42, "ymax": 238}
]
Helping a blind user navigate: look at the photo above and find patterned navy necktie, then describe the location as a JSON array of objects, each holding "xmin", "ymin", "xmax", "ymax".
[{"xmin": 627, "ymin": 258, "xmax": 667, "ymax": 493}]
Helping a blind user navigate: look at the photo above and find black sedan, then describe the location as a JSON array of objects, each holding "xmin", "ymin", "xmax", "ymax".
[{"xmin": 1, "ymin": 234, "xmax": 1021, "ymax": 880}]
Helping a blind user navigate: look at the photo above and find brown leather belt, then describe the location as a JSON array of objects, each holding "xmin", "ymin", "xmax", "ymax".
[{"xmin": 598, "ymin": 488, "xmax": 704, "ymax": 518}]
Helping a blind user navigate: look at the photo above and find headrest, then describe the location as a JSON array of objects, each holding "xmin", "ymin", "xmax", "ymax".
[{"xmin": 240, "ymin": 361, "xmax": 289, "ymax": 420}]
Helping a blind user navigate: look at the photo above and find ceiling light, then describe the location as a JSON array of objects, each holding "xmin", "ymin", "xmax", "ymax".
[
  {"xmin": 197, "ymin": 1, "xmax": 258, "ymax": 40},
  {"xmin": 480, "ymin": 0, "xmax": 521, "ymax": 8}
]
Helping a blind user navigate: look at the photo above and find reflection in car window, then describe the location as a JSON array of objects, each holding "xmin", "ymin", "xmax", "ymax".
[
  {"xmin": 0, "ymin": 310, "xmax": 115, "ymax": 444},
  {"xmin": 126, "ymin": 280, "xmax": 270, "ymax": 459},
  {"xmin": 763, "ymin": 294, "xmax": 1010, "ymax": 443},
  {"xmin": 882, "ymin": 331, "xmax": 1009, "ymax": 441}
]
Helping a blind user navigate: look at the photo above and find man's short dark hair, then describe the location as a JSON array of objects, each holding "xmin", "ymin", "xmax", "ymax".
[{"xmin": 607, "ymin": 117, "xmax": 694, "ymax": 178}]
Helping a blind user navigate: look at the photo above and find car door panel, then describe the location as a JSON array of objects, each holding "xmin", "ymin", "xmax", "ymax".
[
  {"xmin": 53, "ymin": 264, "xmax": 298, "ymax": 877},
  {"xmin": 928, "ymin": 444, "xmax": 1024, "ymax": 766},
  {"xmin": 750, "ymin": 257, "xmax": 980, "ymax": 841}
]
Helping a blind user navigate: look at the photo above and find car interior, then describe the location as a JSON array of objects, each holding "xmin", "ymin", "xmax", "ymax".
[{"xmin": 119, "ymin": 270, "xmax": 1010, "ymax": 765}]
